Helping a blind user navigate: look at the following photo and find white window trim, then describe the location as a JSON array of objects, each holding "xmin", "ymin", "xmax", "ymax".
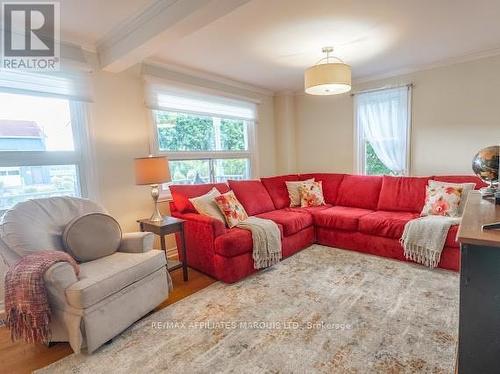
[
  {"xmin": 0, "ymin": 95, "xmax": 94, "ymax": 212},
  {"xmin": 71, "ymin": 101, "xmax": 99, "ymax": 201},
  {"xmin": 147, "ymin": 109, "xmax": 257, "ymax": 200},
  {"xmin": 353, "ymin": 84, "xmax": 413, "ymax": 176}
]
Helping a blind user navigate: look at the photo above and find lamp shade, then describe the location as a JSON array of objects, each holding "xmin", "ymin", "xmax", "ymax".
[
  {"xmin": 304, "ymin": 62, "xmax": 352, "ymax": 95},
  {"xmin": 134, "ymin": 156, "xmax": 171, "ymax": 185}
]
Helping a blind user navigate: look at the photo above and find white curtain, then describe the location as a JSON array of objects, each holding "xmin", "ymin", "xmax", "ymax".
[{"xmin": 356, "ymin": 86, "xmax": 410, "ymax": 175}]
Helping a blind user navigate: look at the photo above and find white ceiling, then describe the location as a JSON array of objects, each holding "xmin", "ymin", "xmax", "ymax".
[
  {"xmin": 61, "ymin": 0, "xmax": 500, "ymax": 92},
  {"xmin": 60, "ymin": 0, "xmax": 154, "ymax": 48}
]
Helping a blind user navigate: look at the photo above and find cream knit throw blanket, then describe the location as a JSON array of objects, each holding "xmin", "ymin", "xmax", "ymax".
[
  {"xmin": 237, "ymin": 216, "xmax": 282, "ymax": 269},
  {"xmin": 400, "ymin": 215, "xmax": 461, "ymax": 268}
]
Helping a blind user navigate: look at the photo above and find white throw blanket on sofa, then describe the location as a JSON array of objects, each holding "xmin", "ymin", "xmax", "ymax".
[
  {"xmin": 237, "ymin": 217, "xmax": 282, "ymax": 269},
  {"xmin": 400, "ymin": 215, "xmax": 461, "ymax": 268}
]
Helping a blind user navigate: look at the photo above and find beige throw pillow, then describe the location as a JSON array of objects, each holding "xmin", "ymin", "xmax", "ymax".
[
  {"xmin": 286, "ymin": 178, "xmax": 314, "ymax": 207},
  {"xmin": 189, "ymin": 187, "xmax": 226, "ymax": 223},
  {"xmin": 63, "ymin": 213, "xmax": 122, "ymax": 262},
  {"xmin": 428, "ymin": 180, "xmax": 476, "ymax": 215}
]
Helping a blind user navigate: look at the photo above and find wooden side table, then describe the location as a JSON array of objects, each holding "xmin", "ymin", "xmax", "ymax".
[{"xmin": 137, "ymin": 216, "xmax": 188, "ymax": 281}]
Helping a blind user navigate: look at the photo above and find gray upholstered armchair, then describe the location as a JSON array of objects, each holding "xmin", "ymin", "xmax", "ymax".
[{"xmin": 0, "ymin": 197, "xmax": 171, "ymax": 353}]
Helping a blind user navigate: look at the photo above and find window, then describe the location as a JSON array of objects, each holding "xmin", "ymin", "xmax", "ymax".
[
  {"xmin": 152, "ymin": 110, "xmax": 253, "ymax": 185},
  {"xmin": 355, "ymin": 86, "xmax": 411, "ymax": 176},
  {"xmin": 0, "ymin": 91, "xmax": 89, "ymax": 213},
  {"xmin": 145, "ymin": 73, "xmax": 257, "ymax": 188}
]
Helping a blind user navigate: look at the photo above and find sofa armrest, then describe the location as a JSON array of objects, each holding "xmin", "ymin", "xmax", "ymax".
[
  {"xmin": 170, "ymin": 211, "xmax": 226, "ymax": 277},
  {"xmin": 172, "ymin": 212, "xmax": 227, "ymax": 238},
  {"xmin": 119, "ymin": 232, "xmax": 155, "ymax": 253},
  {"xmin": 44, "ymin": 262, "xmax": 79, "ymax": 309}
]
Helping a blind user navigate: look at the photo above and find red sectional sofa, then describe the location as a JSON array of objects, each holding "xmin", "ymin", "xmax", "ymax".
[{"xmin": 169, "ymin": 174, "xmax": 485, "ymax": 283}]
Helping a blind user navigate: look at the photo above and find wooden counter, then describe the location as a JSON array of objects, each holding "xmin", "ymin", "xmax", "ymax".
[
  {"xmin": 457, "ymin": 191, "xmax": 500, "ymax": 374},
  {"xmin": 458, "ymin": 191, "xmax": 500, "ymax": 247}
]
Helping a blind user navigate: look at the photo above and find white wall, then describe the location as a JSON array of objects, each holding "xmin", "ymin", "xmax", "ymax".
[
  {"xmin": 274, "ymin": 94, "xmax": 297, "ymax": 174},
  {"xmin": 295, "ymin": 93, "xmax": 354, "ymax": 173},
  {"xmin": 87, "ymin": 62, "xmax": 153, "ymax": 232},
  {"xmin": 293, "ymin": 54, "xmax": 500, "ymax": 176},
  {"xmin": 85, "ymin": 56, "xmax": 276, "ymax": 231}
]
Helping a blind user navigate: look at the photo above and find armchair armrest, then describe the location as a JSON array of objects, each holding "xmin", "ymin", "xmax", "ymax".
[
  {"xmin": 44, "ymin": 262, "xmax": 79, "ymax": 309},
  {"xmin": 119, "ymin": 232, "xmax": 155, "ymax": 253}
]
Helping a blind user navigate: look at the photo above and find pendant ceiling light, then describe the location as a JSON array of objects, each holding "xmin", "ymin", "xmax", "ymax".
[{"xmin": 304, "ymin": 47, "xmax": 352, "ymax": 95}]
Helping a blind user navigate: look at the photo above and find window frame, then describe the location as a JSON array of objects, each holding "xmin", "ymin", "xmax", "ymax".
[
  {"xmin": 148, "ymin": 109, "xmax": 257, "ymax": 198},
  {"xmin": 354, "ymin": 85, "xmax": 412, "ymax": 176},
  {"xmin": 0, "ymin": 91, "xmax": 93, "ymax": 214}
]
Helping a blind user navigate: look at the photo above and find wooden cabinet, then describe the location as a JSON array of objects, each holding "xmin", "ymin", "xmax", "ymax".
[{"xmin": 457, "ymin": 192, "xmax": 500, "ymax": 373}]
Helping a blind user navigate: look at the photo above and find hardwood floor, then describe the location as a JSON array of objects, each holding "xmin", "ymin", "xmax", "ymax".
[{"xmin": 0, "ymin": 268, "xmax": 216, "ymax": 374}]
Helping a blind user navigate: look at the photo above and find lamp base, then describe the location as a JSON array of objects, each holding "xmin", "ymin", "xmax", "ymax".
[{"xmin": 149, "ymin": 184, "xmax": 163, "ymax": 222}]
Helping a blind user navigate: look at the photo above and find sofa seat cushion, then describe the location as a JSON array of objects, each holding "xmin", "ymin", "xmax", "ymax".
[
  {"xmin": 65, "ymin": 250, "xmax": 166, "ymax": 309},
  {"xmin": 312, "ymin": 206, "xmax": 374, "ymax": 231},
  {"xmin": 286, "ymin": 204, "xmax": 333, "ymax": 214},
  {"xmin": 228, "ymin": 180, "xmax": 275, "ymax": 216},
  {"xmin": 261, "ymin": 174, "xmax": 300, "ymax": 209},
  {"xmin": 256, "ymin": 209, "xmax": 313, "ymax": 236},
  {"xmin": 214, "ymin": 225, "xmax": 284, "ymax": 257},
  {"xmin": 358, "ymin": 211, "xmax": 420, "ymax": 239},
  {"xmin": 445, "ymin": 225, "xmax": 460, "ymax": 248}
]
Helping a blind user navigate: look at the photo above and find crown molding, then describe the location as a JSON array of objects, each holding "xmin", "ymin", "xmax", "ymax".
[
  {"xmin": 95, "ymin": 0, "xmax": 178, "ymax": 52},
  {"xmin": 144, "ymin": 58, "xmax": 274, "ymax": 97},
  {"xmin": 96, "ymin": 0, "xmax": 253, "ymax": 72},
  {"xmin": 274, "ymin": 90, "xmax": 295, "ymax": 97},
  {"xmin": 353, "ymin": 45, "xmax": 500, "ymax": 85}
]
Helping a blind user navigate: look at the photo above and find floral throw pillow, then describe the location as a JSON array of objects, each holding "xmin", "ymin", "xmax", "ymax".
[
  {"xmin": 298, "ymin": 181, "xmax": 325, "ymax": 207},
  {"xmin": 214, "ymin": 190, "xmax": 249, "ymax": 228},
  {"xmin": 421, "ymin": 185, "xmax": 463, "ymax": 217}
]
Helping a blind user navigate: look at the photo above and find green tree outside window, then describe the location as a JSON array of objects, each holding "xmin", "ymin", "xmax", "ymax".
[{"xmin": 365, "ymin": 142, "xmax": 395, "ymax": 176}]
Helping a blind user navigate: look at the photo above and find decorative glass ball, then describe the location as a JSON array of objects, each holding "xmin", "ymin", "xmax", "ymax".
[{"xmin": 472, "ymin": 145, "xmax": 500, "ymax": 184}]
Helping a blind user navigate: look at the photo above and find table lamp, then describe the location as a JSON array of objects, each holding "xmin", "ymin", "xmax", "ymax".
[{"xmin": 135, "ymin": 155, "xmax": 171, "ymax": 222}]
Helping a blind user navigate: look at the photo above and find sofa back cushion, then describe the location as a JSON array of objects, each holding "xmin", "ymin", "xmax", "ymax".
[
  {"xmin": 336, "ymin": 175, "xmax": 383, "ymax": 210},
  {"xmin": 228, "ymin": 180, "xmax": 275, "ymax": 216},
  {"xmin": 299, "ymin": 173, "xmax": 345, "ymax": 204},
  {"xmin": 261, "ymin": 174, "xmax": 300, "ymax": 209},
  {"xmin": 170, "ymin": 183, "xmax": 230, "ymax": 213},
  {"xmin": 377, "ymin": 176, "xmax": 431, "ymax": 213},
  {"xmin": 433, "ymin": 175, "xmax": 487, "ymax": 190}
]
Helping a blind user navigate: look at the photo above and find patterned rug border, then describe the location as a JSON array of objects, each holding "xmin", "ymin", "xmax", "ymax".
[{"xmin": 36, "ymin": 245, "xmax": 459, "ymax": 374}]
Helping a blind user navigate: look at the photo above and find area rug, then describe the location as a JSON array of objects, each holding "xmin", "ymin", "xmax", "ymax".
[{"xmin": 37, "ymin": 245, "xmax": 459, "ymax": 373}]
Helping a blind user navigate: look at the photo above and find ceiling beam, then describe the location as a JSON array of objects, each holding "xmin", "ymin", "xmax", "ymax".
[{"xmin": 97, "ymin": 0, "xmax": 252, "ymax": 72}]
